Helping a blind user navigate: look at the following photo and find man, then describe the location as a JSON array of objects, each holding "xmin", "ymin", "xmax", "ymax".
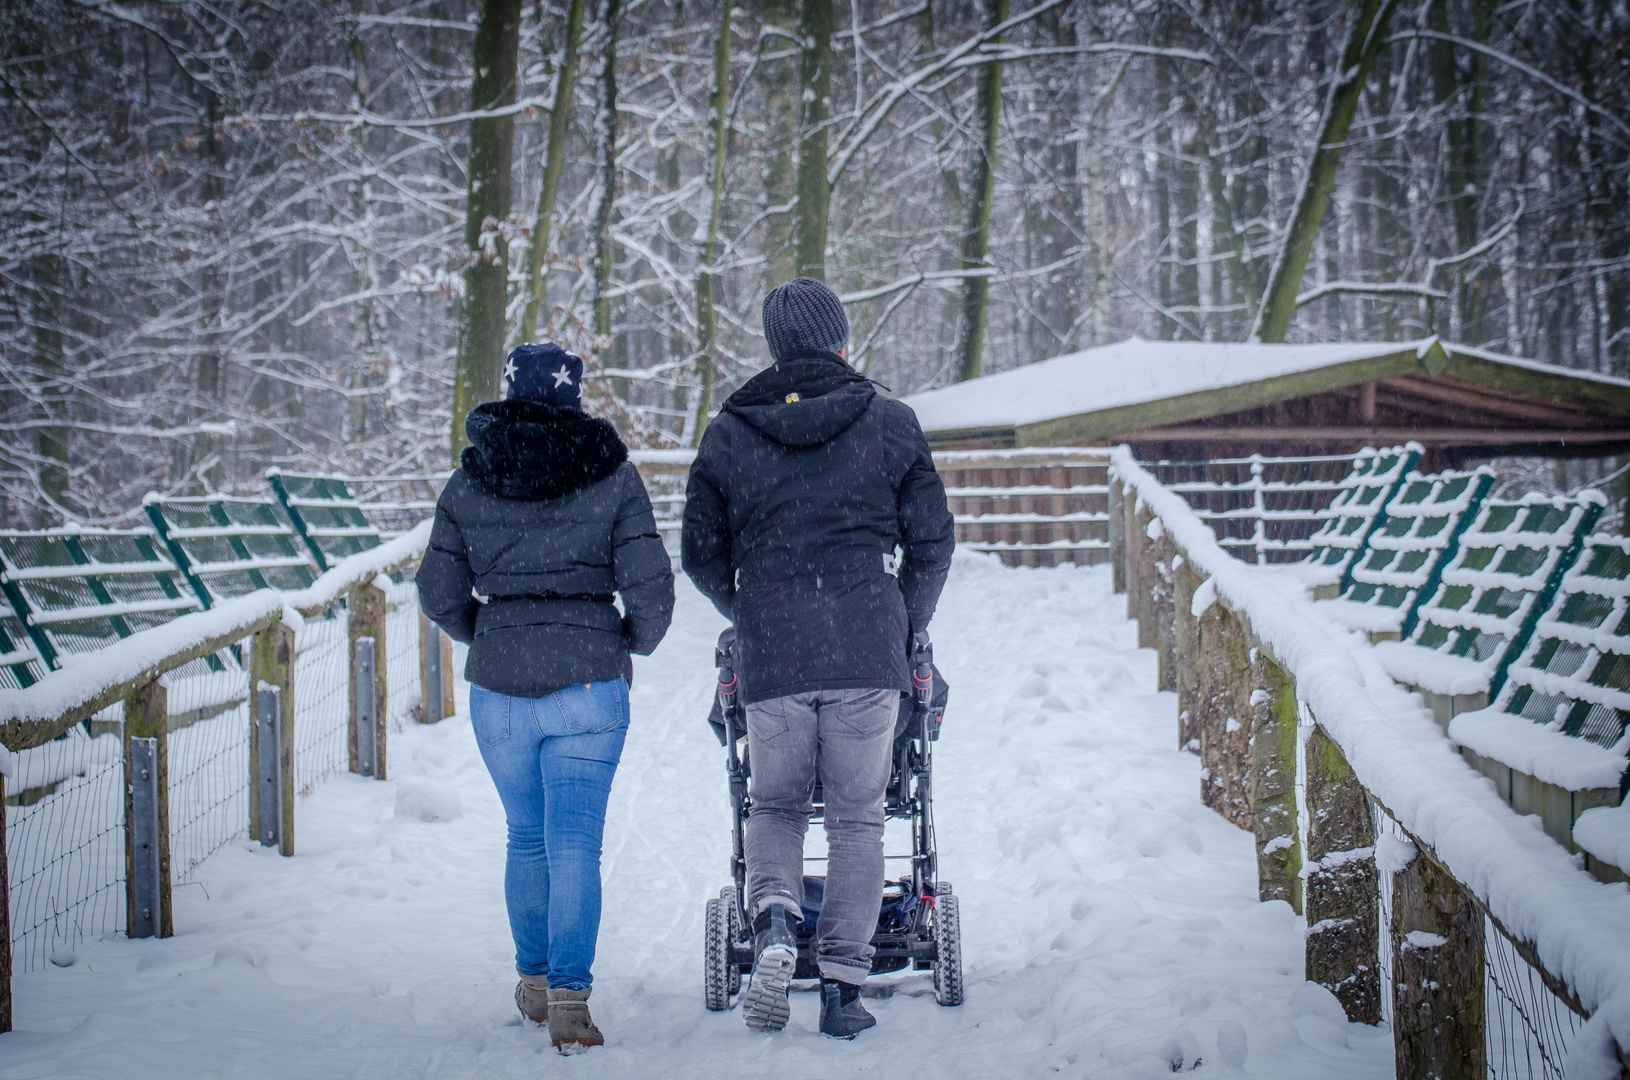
[{"xmin": 681, "ymin": 278, "xmax": 955, "ymax": 1038}]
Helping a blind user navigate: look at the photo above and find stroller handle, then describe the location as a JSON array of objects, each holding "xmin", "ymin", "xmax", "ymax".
[{"xmin": 911, "ymin": 631, "xmax": 933, "ymax": 713}]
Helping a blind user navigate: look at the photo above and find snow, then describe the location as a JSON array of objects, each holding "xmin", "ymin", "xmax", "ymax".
[
  {"xmin": 1112, "ymin": 449, "xmax": 1630, "ymax": 1072},
  {"xmin": 900, "ymin": 337, "xmax": 1434, "ymax": 432},
  {"xmin": 1447, "ymin": 708, "xmax": 1630, "ymax": 791},
  {"xmin": 1574, "ymin": 803, "xmax": 1630, "ymax": 876},
  {"xmin": 3, "ymin": 558, "xmax": 1394, "ymax": 1078}
]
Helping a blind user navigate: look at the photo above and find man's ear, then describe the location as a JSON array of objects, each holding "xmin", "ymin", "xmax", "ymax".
[{"xmin": 834, "ymin": 346, "xmax": 849, "ymax": 360}]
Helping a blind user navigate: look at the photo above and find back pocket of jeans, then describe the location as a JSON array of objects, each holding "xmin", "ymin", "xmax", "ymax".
[
  {"xmin": 552, "ymin": 679, "xmax": 629, "ymax": 735},
  {"xmin": 470, "ymin": 689, "xmax": 512, "ymax": 745}
]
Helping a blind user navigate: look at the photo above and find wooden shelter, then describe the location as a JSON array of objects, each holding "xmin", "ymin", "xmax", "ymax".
[{"xmin": 902, "ymin": 338, "xmax": 1630, "ymax": 470}]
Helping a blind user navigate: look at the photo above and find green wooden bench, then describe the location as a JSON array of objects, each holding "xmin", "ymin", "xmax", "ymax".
[
  {"xmin": 266, "ymin": 472, "xmax": 383, "ymax": 571},
  {"xmin": 0, "ymin": 529, "xmax": 208, "ymax": 674},
  {"xmin": 1373, "ymin": 492, "xmax": 1604, "ymax": 711},
  {"xmin": 1321, "ymin": 468, "xmax": 1495, "ymax": 640},
  {"xmin": 143, "ymin": 494, "xmax": 319, "ymax": 606},
  {"xmin": 1302, "ymin": 443, "xmax": 1422, "ymax": 594},
  {"xmin": 1446, "ymin": 532, "xmax": 1630, "ymax": 876}
]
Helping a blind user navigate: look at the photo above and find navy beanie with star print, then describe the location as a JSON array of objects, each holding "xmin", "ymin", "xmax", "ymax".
[{"xmin": 504, "ymin": 343, "xmax": 583, "ymax": 410}]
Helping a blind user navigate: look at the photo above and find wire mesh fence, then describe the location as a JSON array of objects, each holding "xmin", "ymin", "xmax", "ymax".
[
  {"xmin": 385, "ymin": 581, "xmax": 422, "ymax": 730},
  {"xmin": 166, "ymin": 656, "xmax": 252, "ymax": 882},
  {"xmin": 1368, "ymin": 797, "xmax": 1584, "ymax": 1079},
  {"xmin": 293, "ymin": 609, "xmax": 352, "ymax": 797},
  {"xmin": 3, "ymin": 714, "xmax": 125, "ymax": 972}
]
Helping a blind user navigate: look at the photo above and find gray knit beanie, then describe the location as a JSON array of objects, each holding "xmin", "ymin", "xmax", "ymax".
[{"xmin": 762, "ymin": 277, "xmax": 850, "ymax": 362}]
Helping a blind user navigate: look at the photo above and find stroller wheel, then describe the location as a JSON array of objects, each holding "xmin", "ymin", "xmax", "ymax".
[
  {"xmin": 704, "ymin": 893, "xmax": 733, "ymax": 1011},
  {"xmin": 932, "ymin": 893, "xmax": 964, "ymax": 1007}
]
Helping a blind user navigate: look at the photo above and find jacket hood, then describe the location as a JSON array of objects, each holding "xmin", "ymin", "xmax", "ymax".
[
  {"xmin": 723, "ymin": 352, "xmax": 877, "ymax": 447},
  {"xmin": 460, "ymin": 399, "xmax": 628, "ymax": 501}
]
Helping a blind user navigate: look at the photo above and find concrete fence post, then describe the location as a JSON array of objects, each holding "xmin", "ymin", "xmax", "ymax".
[
  {"xmin": 1195, "ymin": 598, "xmax": 1253, "ymax": 827},
  {"xmin": 1133, "ymin": 500, "xmax": 1158, "ymax": 650},
  {"xmin": 1248, "ymin": 648, "xmax": 1301, "ymax": 912},
  {"xmin": 348, "ymin": 580, "xmax": 388, "ymax": 779},
  {"xmin": 250, "ymin": 620, "xmax": 296, "ymax": 856},
  {"xmin": 1151, "ymin": 532, "xmax": 1176, "ymax": 693},
  {"xmin": 1172, "ymin": 555, "xmax": 1204, "ymax": 753},
  {"xmin": 1391, "ymin": 843, "xmax": 1486, "ymax": 1079},
  {"xmin": 1110, "ymin": 476, "xmax": 1126, "ymax": 595},
  {"xmin": 123, "ymin": 678, "xmax": 172, "ymax": 939},
  {"xmin": 1304, "ymin": 723, "xmax": 1381, "ymax": 1024}
]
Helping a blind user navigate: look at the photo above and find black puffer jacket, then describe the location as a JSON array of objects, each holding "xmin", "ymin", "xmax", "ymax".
[
  {"xmin": 417, "ymin": 399, "xmax": 675, "ymax": 697},
  {"xmin": 681, "ymin": 352, "xmax": 954, "ymax": 704}
]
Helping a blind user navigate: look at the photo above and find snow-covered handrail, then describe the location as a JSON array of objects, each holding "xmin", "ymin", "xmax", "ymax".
[
  {"xmin": 0, "ymin": 520, "xmax": 431, "ymax": 752},
  {"xmin": 1111, "ymin": 448, "xmax": 1630, "ymax": 1078}
]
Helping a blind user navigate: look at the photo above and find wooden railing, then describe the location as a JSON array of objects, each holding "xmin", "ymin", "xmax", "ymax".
[
  {"xmin": 0, "ymin": 522, "xmax": 451, "ymax": 1032},
  {"xmin": 1112, "ymin": 450, "xmax": 1630, "ymax": 1080}
]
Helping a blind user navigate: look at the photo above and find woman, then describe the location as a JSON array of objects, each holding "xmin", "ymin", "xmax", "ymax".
[{"xmin": 417, "ymin": 342, "xmax": 674, "ymax": 1050}]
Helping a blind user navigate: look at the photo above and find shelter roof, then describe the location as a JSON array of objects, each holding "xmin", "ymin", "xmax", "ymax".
[{"xmin": 900, "ymin": 338, "xmax": 1630, "ymax": 452}]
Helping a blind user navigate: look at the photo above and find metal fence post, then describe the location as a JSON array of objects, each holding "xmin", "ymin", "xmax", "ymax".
[
  {"xmin": 354, "ymin": 638, "xmax": 379, "ymax": 778},
  {"xmin": 256, "ymin": 686, "xmax": 283, "ymax": 850},
  {"xmin": 348, "ymin": 580, "xmax": 388, "ymax": 778},
  {"xmin": 250, "ymin": 620, "xmax": 295, "ymax": 856},
  {"xmin": 1, "ymin": 768, "xmax": 10, "ymax": 1034},
  {"xmin": 123, "ymin": 679, "xmax": 172, "ymax": 939},
  {"xmin": 420, "ymin": 611, "xmax": 452, "ymax": 724}
]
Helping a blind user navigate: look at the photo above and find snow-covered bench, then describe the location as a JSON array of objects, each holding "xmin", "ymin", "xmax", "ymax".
[
  {"xmin": 1373, "ymin": 491, "xmax": 1604, "ymax": 725},
  {"xmin": 1448, "ymin": 532, "xmax": 1630, "ymax": 883},
  {"xmin": 144, "ymin": 492, "xmax": 321, "ymax": 605},
  {"xmin": 1318, "ymin": 467, "xmax": 1494, "ymax": 641},
  {"xmin": 1298, "ymin": 443, "xmax": 1421, "ymax": 596}
]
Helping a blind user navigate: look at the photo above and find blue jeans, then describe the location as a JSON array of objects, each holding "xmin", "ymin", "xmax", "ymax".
[{"xmin": 469, "ymin": 679, "xmax": 629, "ymax": 989}]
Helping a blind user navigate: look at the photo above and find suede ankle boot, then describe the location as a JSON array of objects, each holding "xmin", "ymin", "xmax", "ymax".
[
  {"xmin": 514, "ymin": 972, "xmax": 549, "ymax": 1024},
  {"xmin": 546, "ymin": 986, "xmax": 605, "ymax": 1050}
]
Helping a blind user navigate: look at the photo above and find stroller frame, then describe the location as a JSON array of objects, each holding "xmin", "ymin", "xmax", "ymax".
[{"xmin": 702, "ymin": 630, "xmax": 963, "ymax": 1010}]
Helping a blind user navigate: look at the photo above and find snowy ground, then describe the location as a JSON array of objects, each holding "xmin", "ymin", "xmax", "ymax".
[{"xmin": 2, "ymin": 553, "xmax": 1391, "ymax": 1079}]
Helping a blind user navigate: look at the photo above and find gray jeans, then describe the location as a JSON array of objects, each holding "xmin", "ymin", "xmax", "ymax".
[{"xmin": 744, "ymin": 687, "xmax": 898, "ymax": 985}]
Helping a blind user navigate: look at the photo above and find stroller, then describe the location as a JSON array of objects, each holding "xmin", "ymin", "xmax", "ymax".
[{"xmin": 701, "ymin": 628, "xmax": 964, "ymax": 1011}]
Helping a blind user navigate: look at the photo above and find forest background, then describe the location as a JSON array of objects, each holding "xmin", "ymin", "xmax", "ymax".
[{"xmin": 2, "ymin": 0, "xmax": 1627, "ymax": 527}]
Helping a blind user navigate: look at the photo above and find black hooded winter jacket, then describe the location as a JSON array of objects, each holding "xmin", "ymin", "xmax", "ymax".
[
  {"xmin": 681, "ymin": 352, "xmax": 955, "ymax": 704},
  {"xmin": 416, "ymin": 399, "xmax": 675, "ymax": 698}
]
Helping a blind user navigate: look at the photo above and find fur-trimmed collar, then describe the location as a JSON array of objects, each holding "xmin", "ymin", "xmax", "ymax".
[{"xmin": 460, "ymin": 399, "xmax": 628, "ymax": 501}]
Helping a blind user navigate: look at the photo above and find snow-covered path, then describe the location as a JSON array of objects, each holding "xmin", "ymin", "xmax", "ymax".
[{"xmin": 3, "ymin": 554, "xmax": 1391, "ymax": 1079}]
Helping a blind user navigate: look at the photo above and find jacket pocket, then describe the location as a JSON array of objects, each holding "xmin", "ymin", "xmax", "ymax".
[
  {"xmin": 470, "ymin": 687, "xmax": 512, "ymax": 745},
  {"xmin": 552, "ymin": 678, "xmax": 630, "ymax": 735}
]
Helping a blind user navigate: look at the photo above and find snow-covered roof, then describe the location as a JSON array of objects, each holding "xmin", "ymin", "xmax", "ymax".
[
  {"xmin": 902, "ymin": 338, "xmax": 1433, "ymax": 432},
  {"xmin": 899, "ymin": 337, "xmax": 1630, "ymax": 440}
]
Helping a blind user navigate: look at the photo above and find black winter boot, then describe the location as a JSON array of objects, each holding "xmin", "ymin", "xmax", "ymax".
[
  {"xmin": 741, "ymin": 906, "xmax": 798, "ymax": 1032},
  {"xmin": 819, "ymin": 977, "xmax": 876, "ymax": 1039}
]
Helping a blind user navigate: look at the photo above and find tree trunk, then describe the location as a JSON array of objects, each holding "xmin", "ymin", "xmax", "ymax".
[
  {"xmin": 952, "ymin": 0, "xmax": 1009, "ymax": 382},
  {"xmin": 761, "ymin": 0, "xmax": 798, "ymax": 287},
  {"xmin": 32, "ymin": 250, "xmax": 69, "ymax": 520},
  {"xmin": 1250, "ymin": 0, "xmax": 1400, "ymax": 343},
  {"xmin": 1429, "ymin": 0, "xmax": 1491, "ymax": 343},
  {"xmin": 451, "ymin": 0, "xmax": 524, "ymax": 463},
  {"xmin": 517, "ymin": 0, "xmax": 586, "ymax": 346},
  {"xmin": 690, "ymin": 0, "xmax": 732, "ymax": 447},
  {"xmin": 792, "ymin": 0, "xmax": 832, "ymax": 281},
  {"xmin": 589, "ymin": 0, "xmax": 621, "ymax": 339}
]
